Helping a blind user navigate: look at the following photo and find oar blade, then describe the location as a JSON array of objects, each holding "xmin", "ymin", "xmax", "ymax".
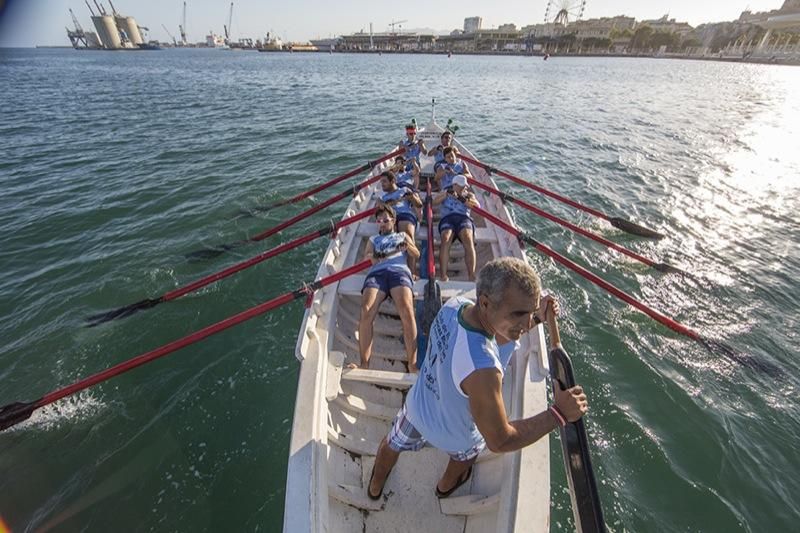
[
  {"xmin": 0, "ymin": 400, "xmax": 38, "ymax": 431},
  {"xmin": 421, "ymin": 280, "xmax": 442, "ymax": 336},
  {"xmin": 608, "ymin": 217, "xmax": 665, "ymax": 240},
  {"xmin": 184, "ymin": 242, "xmax": 241, "ymax": 262},
  {"xmin": 548, "ymin": 347, "xmax": 607, "ymax": 532},
  {"xmin": 185, "ymin": 247, "xmax": 229, "ymax": 261},
  {"xmin": 653, "ymin": 262, "xmax": 691, "ymax": 276},
  {"xmin": 84, "ymin": 297, "xmax": 162, "ymax": 328},
  {"xmin": 699, "ymin": 337, "xmax": 783, "ymax": 378}
]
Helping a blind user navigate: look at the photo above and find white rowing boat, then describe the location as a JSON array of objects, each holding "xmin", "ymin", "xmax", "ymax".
[{"xmin": 284, "ymin": 120, "xmax": 552, "ymax": 532}]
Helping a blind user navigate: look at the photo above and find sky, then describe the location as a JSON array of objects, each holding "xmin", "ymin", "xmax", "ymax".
[{"xmin": 0, "ymin": 0, "xmax": 786, "ymax": 47}]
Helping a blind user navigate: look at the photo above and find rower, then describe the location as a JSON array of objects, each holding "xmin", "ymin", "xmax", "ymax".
[
  {"xmin": 426, "ymin": 130, "xmax": 455, "ymax": 164},
  {"xmin": 391, "ymin": 156, "xmax": 420, "ymax": 191},
  {"xmin": 432, "ymin": 174, "xmax": 479, "ymax": 282},
  {"xmin": 434, "ymin": 146, "xmax": 472, "ymax": 191},
  {"xmin": 350, "ymin": 205, "xmax": 420, "ymax": 373},
  {"xmin": 397, "ymin": 122, "xmax": 428, "ymax": 167},
  {"xmin": 377, "ymin": 170, "xmax": 423, "ymax": 274}
]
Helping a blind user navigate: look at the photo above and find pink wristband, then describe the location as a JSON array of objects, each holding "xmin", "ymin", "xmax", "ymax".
[{"xmin": 549, "ymin": 405, "xmax": 567, "ymax": 428}]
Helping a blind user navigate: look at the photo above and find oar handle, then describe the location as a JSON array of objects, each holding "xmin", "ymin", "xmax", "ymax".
[{"xmin": 544, "ymin": 299, "xmax": 561, "ymax": 350}]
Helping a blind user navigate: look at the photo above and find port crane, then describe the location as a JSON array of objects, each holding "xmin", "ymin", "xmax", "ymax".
[
  {"xmin": 388, "ymin": 19, "xmax": 407, "ymax": 34},
  {"xmin": 179, "ymin": 1, "xmax": 187, "ymax": 45},
  {"xmin": 67, "ymin": 8, "xmax": 88, "ymax": 48},
  {"xmin": 223, "ymin": 2, "xmax": 234, "ymax": 45},
  {"xmin": 162, "ymin": 23, "xmax": 177, "ymax": 45}
]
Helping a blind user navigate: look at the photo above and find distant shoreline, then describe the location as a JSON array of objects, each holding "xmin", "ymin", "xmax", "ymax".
[{"xmin": 21, "ymin": 46, "xmax": 800, "ymax": 66}]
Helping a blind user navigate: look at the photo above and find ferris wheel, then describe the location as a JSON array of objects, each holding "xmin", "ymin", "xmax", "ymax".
[{"xmin": 544, "ymin": 0, "xmax": 586, "ymax": 26}]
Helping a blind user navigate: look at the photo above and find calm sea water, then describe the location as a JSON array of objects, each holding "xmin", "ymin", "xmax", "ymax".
[{"xmin": 1, "ymin": 48, "xmax": 798, "ymax": 532}]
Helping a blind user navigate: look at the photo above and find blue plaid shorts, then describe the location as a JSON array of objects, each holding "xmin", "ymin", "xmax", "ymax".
[{"xmin": 386, "ymin": 404, "xmax": 485, "ymax": 462}]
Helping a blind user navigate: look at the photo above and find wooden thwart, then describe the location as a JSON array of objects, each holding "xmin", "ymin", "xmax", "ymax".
[
  {"xmin": 439, "ymin": 493, "xmax": 500, "ymax": 516},
  {"xmin": 328, "ymin": 428, "xmax": 378, "ymax": 456},
  {"xmin": 329, "ymin": 482, "xmax": 384, "ymax": 511},
  {"xmin": 334, "ymin": 393, "xmax": 398, "ymax": 421},
  {"xmin": 337, "ymin": 276, "xmax": 476, "ymax": 300},
  {"xmin": 341, "ymin": 368, "xmax": 417, "ymax": 389}
]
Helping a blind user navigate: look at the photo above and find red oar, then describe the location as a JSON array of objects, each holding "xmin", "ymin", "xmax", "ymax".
[
  {"xmin": 461, "ymin": 154, "xmax": 665, "ymax": 239},
  {"xmin": 244, "ymin": 148, "xmax": 402, "ymax": 215},
  {"xmin": 187, "ymin": 174, "xmax": 381, "ymax": 260},
  {"xmin": 468, "ymin": 178, "xmax": 686, "ymax": 274},
  {"xmin": 86, "ymin": 209, "xmax": 375, "ymax": 326},
  {"xmin": 1, "ymin": 261, "xmax": 371, "ymax": 432},
  {"xmin": 473, "ymin": 205, "xmax": 777, "ymax": 375}
]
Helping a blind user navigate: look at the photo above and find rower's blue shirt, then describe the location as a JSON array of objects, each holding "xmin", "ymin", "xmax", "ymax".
[
  {"xmin": 381, "ymin": 187, "xmax": 415, "ymax": 218},
  {"xmin": 405, "ymin": 297, "xmax": 519, "ymax": 453},
  {"xmin": 431, "ymin": 145, "xmax": 448, "ymax": 164},
  {"xmin": 435, "ymin": 160, "xmax": 469, "ymax": 189},
  {"xmin": 401, "ymin": 139, "xmax": 422, "ymax": 164},
  {"xmin": 396, "ymin": 169, "xmax": 415, "ymax": 189},
  {"xmin": 439, "ymin": 190, "xmax": 477, "ymax": 219},
  {"xmin": 368, "ymin": 232, "xmax": 410, "ymax": 275}
]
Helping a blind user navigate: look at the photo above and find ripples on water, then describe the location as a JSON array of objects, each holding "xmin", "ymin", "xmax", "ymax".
[{"xmin": 0, "ymin": 49, "xmax": 798, "ymax": 532}]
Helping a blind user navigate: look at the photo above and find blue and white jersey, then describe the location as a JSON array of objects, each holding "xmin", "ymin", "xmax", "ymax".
[
  {"xmin": 381, "ymin": 187, "xmax": 415, "ymax": 218},
  {"xmin": 431, "ymin": 145, "xmax": 448, "ymax": 164},
  {"xmin": 435, "ymin": 160, "xmax": 469, "ymax": 190},
  {"xmin": 369, "ymin": 232, "xmax": 410, "ymax": 274},
  {"xmin": 401, "ymin": 139, "xmax": 422, "ymax": 164},
  {"xmin": 396, "ymin": 169, "xmax": 416, "ymax": 189},
  {"xmin": 405, "ymin": 297, "xmax": 519, "ymax": 452},
  {"xmin": 439, "ymin": 189, "xmax": 477, "ymax": 219}
]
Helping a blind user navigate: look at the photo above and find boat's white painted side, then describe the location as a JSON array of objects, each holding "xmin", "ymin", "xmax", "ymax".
[{"xmin": 285, "ymin": 122, "xmax": 550, "ymax": 532}]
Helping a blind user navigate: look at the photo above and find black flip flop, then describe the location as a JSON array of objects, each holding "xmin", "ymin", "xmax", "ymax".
[{"xmin": 435, "ymin": 465, "xmax": 473, "ymax": 499}]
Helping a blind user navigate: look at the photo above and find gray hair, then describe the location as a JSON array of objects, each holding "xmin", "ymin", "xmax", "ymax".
[{"xmin": 476, "ymin": 257, "xmax": 541, "ymax": 305}]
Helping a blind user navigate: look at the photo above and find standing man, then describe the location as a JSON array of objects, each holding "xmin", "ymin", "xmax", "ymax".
[{"xmin": 366, "ymin": 257, "xmax": 589, "ymax": 500}]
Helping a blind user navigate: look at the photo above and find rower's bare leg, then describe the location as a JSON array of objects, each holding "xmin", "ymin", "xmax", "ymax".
[
  {"xmin": 390, "ymin": 285, "xmax": 418, "ymax": 373},
  {"xmin": 369, "ymin": 437, "xmax": 400, "ymax": 498},
  {"xmin": 460, "ymin": 227, "xmax": 476, "ymax": 281},
  {"xmin": 439, "ymin": 229, "xmax": 453, "ymax": 282},
  {"xmin": 436, "ymin": 456, "xmax": 477, "ymax": 494},
  {"xmin": 351, "ymin": 288, "xmax": 387, "ymax": 369},
  {"xmin": 399, "ymin": 221, "xmax": 418, "ymax": 278}
]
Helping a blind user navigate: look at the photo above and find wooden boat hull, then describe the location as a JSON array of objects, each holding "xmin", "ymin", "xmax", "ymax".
[{"xmin": 285, "ymin": 122, "xmax": 551, "ymax": 532}]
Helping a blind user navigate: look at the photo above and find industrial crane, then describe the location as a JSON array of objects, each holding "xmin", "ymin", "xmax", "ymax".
[
  {"xmin": 67, "ymin": 8, "xmax": 88, "ymax": 48},
  {"xmin": 388, "ymin": 19, "xmax": 407, "ymax": 34},
  {"xmin": 223, "ymin": 2, "xmax": 234, "ymax": 44},
  {"xmin": 179, "ymin": 1, "xmax": 187, "ymax": 45},
  {"xmin": 162, "ymin": 23, "xmax": 177, "ymax": 45}
]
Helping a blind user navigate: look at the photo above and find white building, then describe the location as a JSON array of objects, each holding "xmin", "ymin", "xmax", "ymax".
[
  {"xmin": 570, "ymin": 16, "xmax": 636, "ymax": 40},
  {"xmin": 641, "ymin": 15, "xmax": 693, "ymax": 37},
  {"xmin": 464, "ymin": 17, "xmax": 482, "ymax": 34}
]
